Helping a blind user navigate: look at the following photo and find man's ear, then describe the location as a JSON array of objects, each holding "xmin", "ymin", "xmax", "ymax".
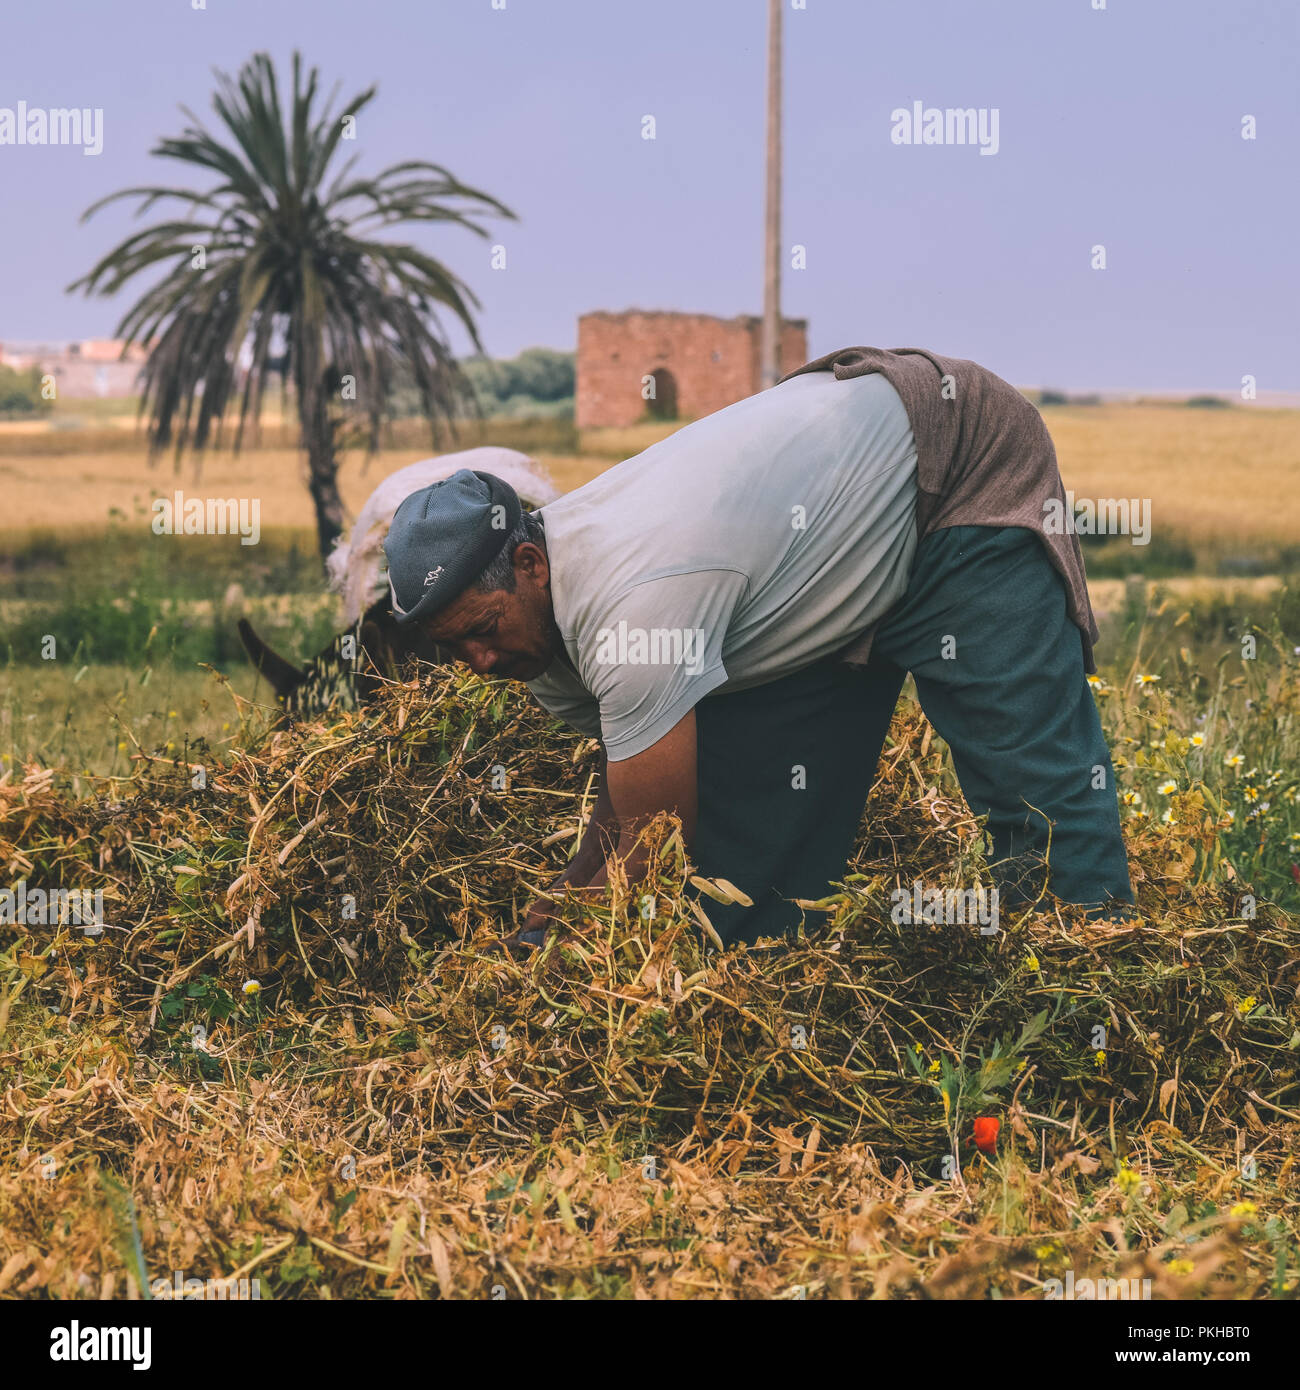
[{"xmin": 514, "ymin": 541, "xmax": 550, "ymax": 589}]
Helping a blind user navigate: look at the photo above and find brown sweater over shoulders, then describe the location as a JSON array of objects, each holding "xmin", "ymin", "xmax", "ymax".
[{"xmin": 779, "ymin": 346, "xmax": 1100, "ymax": 673}]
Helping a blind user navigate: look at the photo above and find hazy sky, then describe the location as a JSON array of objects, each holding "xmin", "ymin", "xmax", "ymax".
[{"xmin": 1, "ymin": 0, "xmax": 1295, "ymax": 393}]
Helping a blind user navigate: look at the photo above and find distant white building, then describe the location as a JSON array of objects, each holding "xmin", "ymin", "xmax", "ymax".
[{"xmin": 0, "ymin": 339, "xmax": 146, "ymax": 398}]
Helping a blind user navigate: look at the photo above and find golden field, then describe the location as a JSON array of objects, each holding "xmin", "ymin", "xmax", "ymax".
[{"xmin": 2, "ymin": 403, "xmax": 1297, "ymax": 545}]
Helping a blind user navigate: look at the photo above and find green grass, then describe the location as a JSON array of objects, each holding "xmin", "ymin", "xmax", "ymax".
[
  {"xmin": 0, "ymin": 664, "xmax": 274, "ymax": 789},
  {"xmin": 0, "ymin": 509, "xmax": 343, "ymax": 672},
  {"xmin": 0, "ymin": 521, "xmax": 327, "ymax": 601},
  {"xmin": 1, "ymin": 589, "xmax": 340, "ymax": 671}
]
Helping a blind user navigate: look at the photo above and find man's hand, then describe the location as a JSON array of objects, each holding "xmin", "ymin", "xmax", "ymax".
[
  {"xmin": 517, "ymin": 853, "xmax": 599, "ymax": 939},
  {"xmin": 508, "ymin": 713, "xmax": 698, "ymax": 947},
  {"xmin": 514, "ymin": 748, "xmax": 620, "ymax": 942},
  {"xmin": 580, "ymin": 711, "xmax": 698, "ymax": 890}
]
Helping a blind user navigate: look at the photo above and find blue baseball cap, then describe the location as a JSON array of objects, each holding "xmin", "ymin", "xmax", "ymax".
[{"xmin": 383, "ymin": 469, "xmax": 523, "ymax": 625}]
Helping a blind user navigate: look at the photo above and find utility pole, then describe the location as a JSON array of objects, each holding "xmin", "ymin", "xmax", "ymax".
[{"xmin": 759, "ymin": 0, "xmax": 782, "ymax": 389}]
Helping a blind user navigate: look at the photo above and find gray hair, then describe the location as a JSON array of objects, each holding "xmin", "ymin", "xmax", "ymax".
[{"xmin": 472, "ymin": 510, "xmax": 545, "ymax": 593}]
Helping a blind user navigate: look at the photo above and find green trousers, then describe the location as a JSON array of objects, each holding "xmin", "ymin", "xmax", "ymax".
[{"xmin": 690, "ymin": 526, "xmax": 1134, "ymax": 946}]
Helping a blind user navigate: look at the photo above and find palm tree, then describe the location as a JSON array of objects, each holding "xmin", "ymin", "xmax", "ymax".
[{"xmin": 70, "ymin": 51, "xmax": 515, "ymax": 561}]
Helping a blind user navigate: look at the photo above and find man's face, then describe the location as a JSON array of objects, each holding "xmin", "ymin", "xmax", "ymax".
[{"xmin": 419, "ymin": 541, "xmax": 562, "ymax": 682}]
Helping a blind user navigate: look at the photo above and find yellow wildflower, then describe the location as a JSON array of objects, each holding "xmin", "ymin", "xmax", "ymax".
[
  {"xmin": 1116, "ymin": 1166, "xmax": 1142, "ymax": 1195},
  {"xmin": 1229, "ymin": 1200, "xmax": 1258, "ymax": 1218}
]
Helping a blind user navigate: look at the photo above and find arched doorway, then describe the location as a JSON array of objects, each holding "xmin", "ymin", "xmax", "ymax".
[{"xmin": 645, "ymin": 367, "xmax": 678, "ymax": 420}]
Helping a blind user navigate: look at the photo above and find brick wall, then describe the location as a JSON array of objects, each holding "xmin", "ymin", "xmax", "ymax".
[{"xmin": 575, "ymin": 310, "xmax": 809, "ymax": 429}]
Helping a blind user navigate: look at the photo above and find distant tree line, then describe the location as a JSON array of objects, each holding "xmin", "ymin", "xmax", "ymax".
[
  {"xmin": 389, "ymin": 347, "xmax": 574, "ymax": 421},
  {"xmin": 0, "ymin": 364, "xmax": 52, "ymax": 418},
  {"xmin": 1036, "ymin": 389, "xmax": 1233, "ymax": 409}
]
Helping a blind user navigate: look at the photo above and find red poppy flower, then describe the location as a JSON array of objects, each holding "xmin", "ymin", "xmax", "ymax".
[{"xmin": 973, "ymin": 1116, "xmax": 1000, "ymax": 1155}]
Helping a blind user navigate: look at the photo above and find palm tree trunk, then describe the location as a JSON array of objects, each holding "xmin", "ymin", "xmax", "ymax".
[
  {"xmin": 306, "ymin": 434, "xmax": 346, "ymax": 564},
  {"xmin": 296, "ymin": 332, "xmax": 346, "ymax": 567}
]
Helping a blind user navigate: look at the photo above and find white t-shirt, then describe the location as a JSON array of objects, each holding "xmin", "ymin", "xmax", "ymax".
[{"xmin": 526, "ymin": 371, "xmax": 918, "ymax": 760}]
